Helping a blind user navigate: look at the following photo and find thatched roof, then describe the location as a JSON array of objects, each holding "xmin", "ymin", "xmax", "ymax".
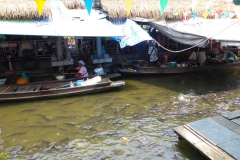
[
  {"xmin": 1, "ymin": 0, "xmax": 238, "ymax": 20},
  {"xmin": 101, "ymin": 0, "xmax": 240, "ymax": 20},
  {"xmin": 0, "ymin": 0, "xmax": 52, "ymax": 19},
  {"xmin": 61, "ymin": 0, "xmax": 85, "ymax": 9}
]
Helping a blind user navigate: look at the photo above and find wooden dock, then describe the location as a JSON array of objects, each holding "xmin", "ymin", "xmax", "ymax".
[{"xmin": 173, "ymin": 110, "xmax": 240, "ymax": 160}]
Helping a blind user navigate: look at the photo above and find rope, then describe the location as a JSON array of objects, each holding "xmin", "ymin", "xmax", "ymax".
[
  {"xmin": 1, "ymin": 86, "xmax": 11, "ymax": 94},
  {"xmin": 153, "ymin": 18, "xmax": 240, "ymax": 53}
]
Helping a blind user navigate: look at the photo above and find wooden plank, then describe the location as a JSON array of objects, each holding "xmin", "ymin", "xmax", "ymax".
[
  {"xmin": 211, "ymin": 116, "xmax": 240, "ymax": 135},
  {"xmin": 222, "ymin": 110, "xmax": 240, "ymax": 120},
  {"xmin": 218, "ymin": 138, "xmax": 240, "ymax": 160},
  {"xmin": 231, "ymin": 118, "xmax": 240, "ymax": 126},
  {"xmin": 34, "ymin": 84, "xmax": 42, "ymax": 92},
  {"xmin": 185, "ymin": 125, "xmax": 234, "ymax": 160},
  {"xmin": 187, "ymin": 118, "xmax": 238, "ymax": 145},
  {"xmin": 21, "ymin": 85, "xmax": 31, "ymax": 93},
  {"xmin": 173, "ymin": 126, "xmax": 229, "ymax": 160},
  {"xmin": 15, "ymin": 86, "xmax": 25, "ymax": 93},
  {"xmin": 0, "ymin": 86, "xmax": 11, "ymax": 93},
  {"xmin": 27, "ymin": 85, "xmax": 37, "ymax": 92},
  {"xmin": 174, "ymin": 126, "xmax": 203, "ymax": 145}
]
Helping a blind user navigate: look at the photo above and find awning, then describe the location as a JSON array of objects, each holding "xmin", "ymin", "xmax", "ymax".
[
  {"xmin": 150, "ymin": 18, "xmax": 240, "ymax": 47},
  {"xmin": 0, "ymin": 0, "xmax": 151, "ymax": 46},
  {"xmin": 0, "ymin": 19, "xmax": 56, "ymax": 36},
  {"xmin": 0, "ymin": 1, "xmax": 122, "ymax": 37},
  {"xmin": 0, "ymin": 18, "xmax": 123, "ymax": 37}
]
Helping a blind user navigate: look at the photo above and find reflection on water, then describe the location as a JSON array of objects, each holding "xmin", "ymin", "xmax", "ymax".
[{"xmin": 1, "ymin": 69, "xmax": 240, "ymax": 159}]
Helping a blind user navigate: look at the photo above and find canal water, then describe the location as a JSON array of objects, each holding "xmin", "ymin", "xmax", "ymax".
[{"xmin": 1, "ymin": 68, "xmax": 240, "ymax": 160}]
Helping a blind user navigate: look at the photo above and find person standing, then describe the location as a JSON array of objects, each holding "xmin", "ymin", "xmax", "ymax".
[{"xmin": 148, "ymin": 40, "xmax": 159, "ymax": 67}]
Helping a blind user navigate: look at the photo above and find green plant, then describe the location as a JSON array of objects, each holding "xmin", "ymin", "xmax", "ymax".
[{"xmin": 0, "ymin": 153, "xmax": 9, "ymax": 160}]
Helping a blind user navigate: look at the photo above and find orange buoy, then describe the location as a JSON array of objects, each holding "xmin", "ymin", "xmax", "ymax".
[{"xmin": 16, "ymin": 77, "xmax": 28, "ymax": 84}]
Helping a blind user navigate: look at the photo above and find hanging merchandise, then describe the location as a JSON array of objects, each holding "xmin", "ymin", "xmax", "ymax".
[
  {"xmin": 35, "ymin": 0, "xmax": 46, "ymax": 16},
  {"xmin": 159, "ymin": 0, "xmax": 169, "ymax": 14},
  {"xmin": 84, "ymin": 0, "xmax": 94, "ymax": 15},
  {"xmin": 125, "ymin": 0, "xmax": 134, "ymax": 16}
]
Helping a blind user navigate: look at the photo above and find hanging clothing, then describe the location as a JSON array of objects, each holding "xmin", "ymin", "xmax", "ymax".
[
  {"xmin": 189, "ymin": 51, "xmax": 197, "ymax": 60},
  {"xmin": 148, "ymin": 46, "xmax": 158, "ymax": 62}
]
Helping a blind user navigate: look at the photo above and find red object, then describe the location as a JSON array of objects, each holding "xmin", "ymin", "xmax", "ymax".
[
  {"xmin": 78, "ymin": 73, "xmax": 82, "ymax": 78},
  {"xmin": 217, "ymin": 10, "xmax": 223, "ymax": 17}
]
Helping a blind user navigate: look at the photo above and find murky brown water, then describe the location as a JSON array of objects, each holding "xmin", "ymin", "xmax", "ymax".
[{"xmin": 1, "ymin": 68, "xmax": 240, "ymax": 159}]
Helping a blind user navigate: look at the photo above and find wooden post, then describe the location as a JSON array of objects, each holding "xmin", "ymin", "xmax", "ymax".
[
  {"xmin": 96, "ymin": 37, "xmax": 102, "ymax": 68},
  {"xmin": 56, "ymin": 37, "xmax": 63, "ymax": 72}
]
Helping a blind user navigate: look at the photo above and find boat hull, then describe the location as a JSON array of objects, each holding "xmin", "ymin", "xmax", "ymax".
[
  {"xmin": 0, "ymin": 78, "xmax": 125, "ymax": 101},
  {"xmin": 118, "ymin": 62, "xmax": 240, "ymax": 75}
]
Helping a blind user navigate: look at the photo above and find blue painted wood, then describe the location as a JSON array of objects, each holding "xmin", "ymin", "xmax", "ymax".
[
  {"xmin": 188, "ymin": 118, "xmax": 239, "ymax": 145},
  {"xmin": 211, "ymin": 116, "xmax": 240, "ymax": 134},
  {"xmin": 231, "ymin": 118, "xmax": 240, "ymax": 126},
  {"xmin": 218, "ymin": 138, "xmax": 240, "ymax": 160},
  {"xmin": 222, "ymin": 110, "xmax": 240, "ymax": 120}
]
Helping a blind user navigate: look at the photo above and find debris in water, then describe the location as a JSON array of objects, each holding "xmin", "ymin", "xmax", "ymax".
[{"xmin": 122, "ymin": 137, "xmax": 129, "ymax": 143}]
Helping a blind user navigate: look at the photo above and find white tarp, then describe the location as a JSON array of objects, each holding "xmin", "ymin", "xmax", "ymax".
[
  {"xmin": 49, "ymin": 1, "xmax": 122, "ymax": 37},
  {"xmin": 0, "ymin": 1, "xmax": 121, "ymax": 37},
  {"xmin": 0, "ymin": 0, "xmax": 151, "ymax": 46},
  {"xmin": 0, "ymin": 19, "xmax": 56, "ymax": 36},
  {"xmin": 150, "ymin": 18, "xmax": 240, "ymax": 47},
  {"xmin": 110, "ymin": 19, "xmax": 153, "ymax": 48}
]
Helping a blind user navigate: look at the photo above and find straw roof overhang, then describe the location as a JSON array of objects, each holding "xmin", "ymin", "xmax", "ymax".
[
  {"xmin": 61, "ymin": 0, "xmax": 85, "ymax": 9},
  {"xmin": 101, "ymin": 0, "xmax": 240, "ymax": 20},
  {"xmin": 0, "ymin": 0, "xmax": 52, "ymax": 20}
]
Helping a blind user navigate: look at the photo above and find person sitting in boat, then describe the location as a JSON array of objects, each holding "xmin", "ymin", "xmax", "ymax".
[
  {"xmin": 68, "ymin": 60, "xmax": 89, "ymax": 78},
  {"xmin": 148, "ymin": 40, "xmax": 160, "ymax": 67}
]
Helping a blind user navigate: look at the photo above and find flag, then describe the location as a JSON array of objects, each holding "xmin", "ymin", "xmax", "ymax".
[
  {"xmin": 160, "ymin": 0, "xmax": 169, "ymax": 15},
  {"xmin": 84, "ymin": 0, "xmax": 94, "ymax": 15},
  {"xmin": 217, "ymin": 10, "xmax": 223, "ymax": 17},
  {"xmin": 35, "ymin": 0, "xmax": 46, "ymax": 16},
  {"xmin": 192, "ymin": 12, "xmax": 197, "ymax": 19},
  {"xmin": 125, "ymin": 0, "xmax": 134, "ymax": 15},
  {"xmin": 203, "ymin": 11, "xmax": 209, "ymax": 19}
]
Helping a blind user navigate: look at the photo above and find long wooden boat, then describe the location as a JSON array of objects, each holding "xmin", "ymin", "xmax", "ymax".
[
  {"xmin": 0, "ymin": 77, "xmax": 125, "ymax": 101},
  {"xmin": 118, "ymin": 62, "xmax": 240, "ymax": 75}
]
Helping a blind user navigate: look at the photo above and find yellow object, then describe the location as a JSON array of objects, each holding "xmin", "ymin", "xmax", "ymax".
[
  {"xmin": 16, "ymin": 78, "xmax": 28, "ymax": 84},
  {"xmin": 128, "ymin": 68, "xmax": 134, "ymax": 71},
  {"xmin": 203, "ymin": 11, "xmax": 209, "ymax": 19},
  {"xmin": 35, "ymin": 0, "xmax": 46, "ymax": 16},
  {"xmin": 125, "ymin": 0, "xmax": 134, "ymax": 15}
]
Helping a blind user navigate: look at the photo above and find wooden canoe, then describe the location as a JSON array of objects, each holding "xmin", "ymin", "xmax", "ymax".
[
  {"xmin": 118, "ymin": 62, "xmax": 240, "ymax": 75},
  {"xmin": 0, "ymin": 77, "xmax": 125, "ymax": 101}
]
